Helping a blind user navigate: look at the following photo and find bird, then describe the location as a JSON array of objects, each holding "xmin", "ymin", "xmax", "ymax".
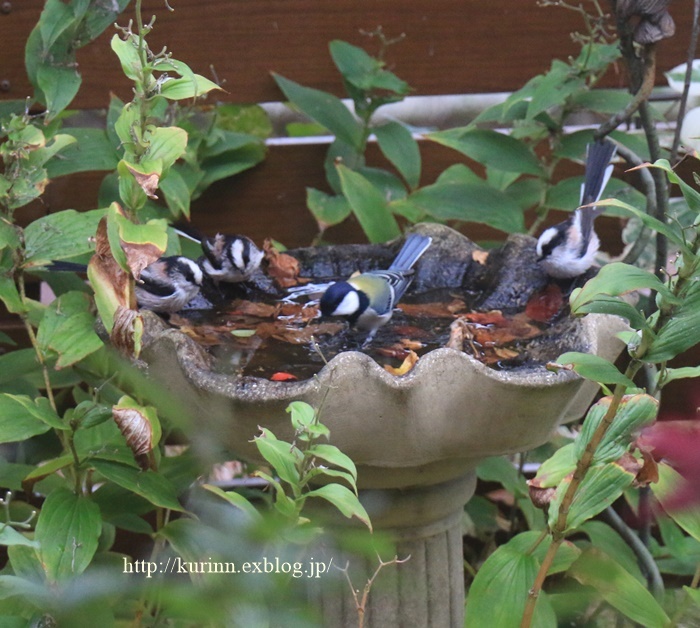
[
  {"xmin": 174, "ymin": 228, "xmax": 264, "ymax": 285},
  {"xmin": 134, "ymin": 255, "xmax": 203, "ymax": 313},
  {"xmin": 45, "ymin": 255, "xmax": 203, "ymax": 314},
  {"xmin": 536, "ymin": 139, "xmax": 617, "ymax": 279},
  {"xmin": 320, "ymin": 233, "xmax": 432, "ymax": 343}
]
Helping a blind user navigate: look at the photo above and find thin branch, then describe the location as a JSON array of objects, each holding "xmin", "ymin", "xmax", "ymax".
[
  {"xmin": 594, "ymin": 46, "xmax": 657, "ymax": 140},
  {"xmin": 613, "ymin": 141, "xmax": 657, "ymax": 265},
  {"xmin": 671, "ymin": 0, "xmax": 700, "ymax": 163},
  {"xmin": 601, "ymin": 506, "xmax": 664, "ymax": 600}
]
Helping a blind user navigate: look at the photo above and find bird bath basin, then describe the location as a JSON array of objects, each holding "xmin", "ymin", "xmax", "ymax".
[{"xmin": 140, "ymin": 223, "xmax": 628, "ymax": 627}]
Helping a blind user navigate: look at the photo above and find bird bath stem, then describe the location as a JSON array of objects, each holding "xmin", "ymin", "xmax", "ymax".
[{"xmin": 140, "ymin": 224, "xmax": 628, "ymax": 627}]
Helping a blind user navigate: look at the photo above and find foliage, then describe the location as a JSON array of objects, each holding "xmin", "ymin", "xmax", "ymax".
[
  {"xmin": 273, "ymin": 31, "xmax": 647, "ymax": 244},
  {"xmin": 1, "ymin": 0, "xmax": 700, "ymax": 626}
]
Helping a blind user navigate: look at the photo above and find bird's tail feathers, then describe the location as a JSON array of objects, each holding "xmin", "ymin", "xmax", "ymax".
[
  {"xmin": 389, "ymin": 234, "xmax": 432, "ymax": 272},
  {"xmin": 44, "ymin": 260, "xmax": 89, "ymax": 273},
  {"xmin": 580, "ymin": 140, "xmax": 617, "ymax": 211}
]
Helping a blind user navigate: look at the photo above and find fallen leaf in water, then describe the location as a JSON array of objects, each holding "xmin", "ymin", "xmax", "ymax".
[
  {"xmin": 462, "ymin": 310, "xmax": 509, "ymax": 327},
  {"xmin": 264, "ymin": 239, "xmax": 308, "ymax": 288},
  {"xmin": 526, "ymin": 283, "xmax": 564, "ymax": 322},
  {"xmin": 384, "ymin": 350, "xmax": 419, "ymax": 376},
  {"xmin": 400, "ymin": 338, "xmax": 424, "ymax": 351},
  {"xmin": 376, "ymin": 344, "xmax": 411, "ymax": 360},
  {"xmin": 228, "ymin": 300, "xmax": 279, "ymax": 318},
  {"xmin": 400, "ymin": 301, "xmax": 460, "ymax": 319},
  {"xmin": 472, "ymin": 250, "xmax": 490, "ymax": 265},
  {"xmin": 270, "ymin": 372, "xmax": 298, "ymax": 382},
  {"xmin": 494, "ymin": 347, "xmax": 519, "ymax": 360},
  {"xmin": 278, "ymin": 302, "xmax": 320, "ymax": 323},
  {"xmin": 255, "ymin": 321, "xmax": 344, "ymax": 344}
]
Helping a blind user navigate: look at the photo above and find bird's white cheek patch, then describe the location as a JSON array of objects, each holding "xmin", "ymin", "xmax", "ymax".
[{"xmin": 333, "ymin": 290, "xmax": 360, "ymax": 316}]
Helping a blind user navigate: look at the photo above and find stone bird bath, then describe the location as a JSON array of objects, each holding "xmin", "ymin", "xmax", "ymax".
[{"xmin": 140, "ymin": 224, "xmax": 627, "ymax": 627}]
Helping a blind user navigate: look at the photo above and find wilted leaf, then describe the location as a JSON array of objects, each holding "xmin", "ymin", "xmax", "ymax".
[
  {"xmin": 112, "ymin": 396, "xmax": 160, "ymax": 470},
  {"xmin": 263, "ymin": 239, "xmax": 306, "ymax": 288},
  {"xmin": 384, "ymin": 350, "xmax": 419, "ymax": 376}
]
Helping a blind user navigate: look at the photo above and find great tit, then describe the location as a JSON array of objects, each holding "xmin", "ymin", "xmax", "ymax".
[
  {"xmin": 536, "ymin": 140, "xmax": 617, "ymax": 279},
  {"xmin": 320, "ymin": 233, "xmax": 432, "ymax": 342}
]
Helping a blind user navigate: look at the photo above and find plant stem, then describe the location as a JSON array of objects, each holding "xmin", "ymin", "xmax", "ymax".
[{"xmin": 521, "ymin": 361, "xmax": 642, "ymax": 628}]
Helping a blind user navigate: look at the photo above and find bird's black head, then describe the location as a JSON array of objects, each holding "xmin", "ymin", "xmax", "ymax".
[{"xmin": 320, "ymin": 281, "xmax": 368, "ymax": 326}]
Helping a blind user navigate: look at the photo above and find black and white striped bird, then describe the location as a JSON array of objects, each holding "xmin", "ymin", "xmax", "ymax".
[
  {"xmin": 134, "ymin": 256, "xmax": 203, "ymax": 313},
  {"xmin": 536, "ymin": 140, "xmax": 617, "ymax": 279},
  {"xmin": 198, "ymin": 233, "xmax": 264, "ymax": 284},
  {"xmin": 46, "ymin": 255, "xmax": 203, "ymax": 314}
]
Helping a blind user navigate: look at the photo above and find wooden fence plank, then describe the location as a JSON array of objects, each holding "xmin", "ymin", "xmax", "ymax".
[{"xmin": 0, "ymin": 0, "xmax": 692, "ymax": 108}]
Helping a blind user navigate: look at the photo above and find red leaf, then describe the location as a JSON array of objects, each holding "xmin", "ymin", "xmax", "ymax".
[
  {"xmin": 526, "ymin": 283, "xmax": 564, "ymax": 322},
  {"xmin": 270, "ymin": 372, "xmax": 298, "ymax": 382}
]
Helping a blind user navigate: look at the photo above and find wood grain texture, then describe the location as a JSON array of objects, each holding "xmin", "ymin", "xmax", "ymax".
[{"xmin": 0, "ymin": 0, "xmax": 693, "ymax": 108}]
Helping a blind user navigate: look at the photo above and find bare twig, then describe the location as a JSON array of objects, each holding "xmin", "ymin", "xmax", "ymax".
[
  {"xmin": 338, "ymin": 554, "xmax": 411, "ymax": 628},
  {"xmin": 601, "ymin": 506, "xmax": 664, "ymax": 600}
]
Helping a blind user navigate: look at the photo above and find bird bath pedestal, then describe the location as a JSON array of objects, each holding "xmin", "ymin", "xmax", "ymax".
[{"xmin": 140, "ymin": 224, "xmax": 628, "ymax": 627}]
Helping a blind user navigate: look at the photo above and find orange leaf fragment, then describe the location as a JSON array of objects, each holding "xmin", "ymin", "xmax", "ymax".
[
  {"xmin": 270, "ymin": 372, "xmax": 298, "ymax": 382},
  {"xmin": 384, "ymin": 350, "xmax": 419, "ymax": 376}
]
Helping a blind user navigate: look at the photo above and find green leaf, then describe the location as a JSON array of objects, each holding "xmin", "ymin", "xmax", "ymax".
[
  {"xmin": 0, "ymin": 525, "xmax": 39, "ymax": 548},
  {"xmin": 507, "ymin": 531, "xmax": 581, "ymax": 575},
  {"xmin": 329, "ymin": 40, "xmax": 409, "ymax": 96},
  {"xmin": 110, "ymin": 34, "xmax": 141, "ymax": 81},
  {"xmin": 309, "ymin": 444, "xmax": 358, "ymax": 482},
  {"xmin": 651, "ymin": 463, "xmax": 700, "ymax": 543},
  {"xmin": 200, "ymin": 484, "xmax": 262, "ymax": 524},
  {"xmin": 571, "ymin": 262, "xmax": 675, "ymax": 312},
  {"xmin": 556, "ymin": 353, "xmax": 635, "ymax": 388},
  {"xmin": 145, "ymin": 126, "xmax": 188, "ymax": 172},
  {"xmin": 253, "ymin": 428, "xmax": 302, "ymax": 486},
  {"xmin": 531, "ymin": 443, "xmax": 576, "ymax": 488},
  {"xmin": 37, "ymin": 64, "xmax": 81, "ymax": 121},
  {"xmin": 579, "ymin": 521, "xmax": 645, "ymax": 582},
  {"xmin": 373, "ymin": 121, "xmax": 421, "ymax": 189},
  {"xmin": 0, "ymin": 394, "xmax": 65, "ymax": 442},
  {"xmin": 254, "ymin": 470, "xmax": 298, "ymax": 518},
  {"xmin": 287, "ymin": 401, "xmax": 316, "ymax": 429},
  {"xmin": 592, "ymin": 198, "xmax": 692, "ymax": 256},
  {"xmin": 159, "ymin": 168, "xmax": 191, "ymax": 219},
  {"xmin": 92, "ymin": 459, "xmax": 184, "ymax": 512},
  {"xmin": 22, "ymin": 454, "xmax": 73, "ymax": 489},
  {"xmin": 466, "ymin": 532, "xmax": 556, "ymax": 627},
  {"xmin": 159, "ymin": 73, "xmax": 221, "ymax": 100},
  {"xmin": 306, "ymin": 188, "xmax": 352, "ymax": 229},
  {"xmin": 649, "ymin": 159, "xmax": 700, "ymax": 214},
  {"xmin": 46, "ymin": 128, "xmax": 119, "ymax": 178},
  {"xmin": 35, "ymin": 488, "xmax": 101, "ymax": 582},
  {"xmin": 571, "ymin": 89, "xmax": 634, "ymax": 114},
  {"xmin": 549, "ymin": 462, "xmax": 636, "ymax": 532},
  {"xmin": 0, "ymin": 276, "xmax": 25, "ymax": 315},
  {"xmin": 427, "ymin": 128, "xmax": 543, "ymax": 176},
  {"xmin": 395, "ymin": 180, "xmax": 525, "ymax": 234},
  {"xmin": 36, "ymin": 292, "xmax": 102, "ymax": 369},
  {"xmin": 568, "ymin": 548, "xmax": 670, "ymax": 627},
  {"xmin": 273, "ymin": 73, "xmax": 363, "ymax": 150},
  {"xmin": 570, "ymin": 294, "xmax": 648, "ymax": 330},
  {"xmin": 305, "ymin": 484, "xmax": 372, "ymax": 530},
  {"xmin": 645, "ymin": 282, "xmax": 700, "ymax": 362},
  {"xmin": 575, "ymin": 394, "xmax": 658, "ymax": 463},
  {"xmin": 659, "ymin": 365, "xmax": 700, "ymax": 385},
  {"xmin": 336, "ymin": 164, "xmax": 401, "ymax": 243},
  {"xmin": 23, "ymin": 208, "xmax": 105, "ymax": 267}
]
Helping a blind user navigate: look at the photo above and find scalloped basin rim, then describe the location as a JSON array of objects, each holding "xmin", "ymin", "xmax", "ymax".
[{"xmin": 147, "ymin": 310, "xmax": 618, "ymax": 399}]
